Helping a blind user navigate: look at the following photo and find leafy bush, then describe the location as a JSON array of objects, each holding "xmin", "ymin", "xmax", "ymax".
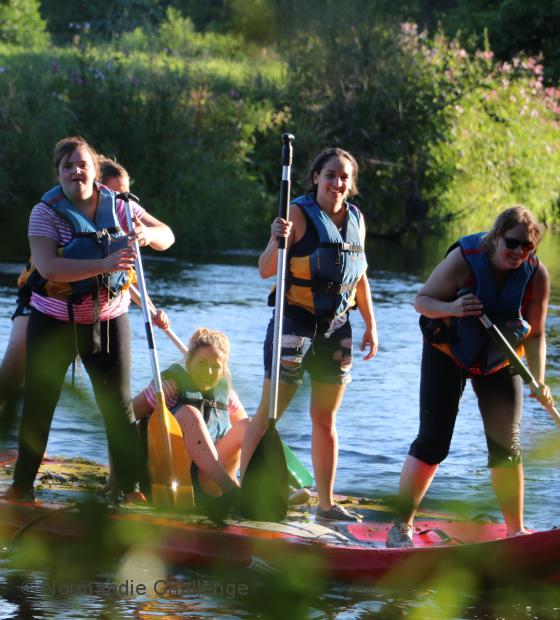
[
  {"xmin": 411, "ymin": 38, "xmax": 560, "ymax": 232},
  {"xmin": 280, "ymin": 14, "xmax": 560, "ymax": 238},
  {"xmin": 0, "ymin": 0, "xmax": 49, "ymax": 47},
  {"xmin": 436, "ymin": 0, "xmax": 560, "ymax": 84},
  {"xmin": 0, "ymin": 36, "xmax": 285, "ymax": 257},
  {"xmin": 1, "ymin": 3, "xmax": 559, "ymax": 258},
  {"xmin": 39, "ymin": 0, "xmax": 165, "ymax": 44}
]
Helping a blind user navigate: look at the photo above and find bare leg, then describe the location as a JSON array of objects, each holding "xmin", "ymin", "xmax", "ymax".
[
  {"xmin": 174, "ymin": 405, "xmax": 236, "ymax": 496},
  {"xmin": 216, "ymin": 417, "xmax": 250, "ymax": 482},
  {"xmin": 240, "ymin": 378, "xmax": 297, "ymax": 478},
  {"xmin": 490, "ymin": 464, "xmax": 524, "ymax": 534},
  {"xmin": 309, "ymin": 381, "xmax": 346, "ymax": 511},
  {"xmin": 396, "ymin": 455, "xmax": 439, "ymax": 525}
]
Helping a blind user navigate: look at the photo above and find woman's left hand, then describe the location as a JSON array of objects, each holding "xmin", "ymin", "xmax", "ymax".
[
  {"xmin": 529, "ymin": 382, "xmax": 555, "ymax": 409},
  {"xmin": 129, "ymin": 215, "xmax": 153, "ymax": 247},
  {"xmin": 361, "ymin": 325, "xmax": 378, "ymax": 360}
]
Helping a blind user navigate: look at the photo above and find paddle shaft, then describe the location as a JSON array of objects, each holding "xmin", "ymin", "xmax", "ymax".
[
  {"xmin": 129, "ymin": 284, "xmax": 188, "ymax": 357},
  {"xmin": 479, "ymin": 313, "xmax": 560, "ymax": 425},
  {"xmin": 269, "ymin": 133, "xmax": 294, "ymax": 422},
  {"xmin": 120, "ymin": 193, "xmax": 175, "ymax": 482}
]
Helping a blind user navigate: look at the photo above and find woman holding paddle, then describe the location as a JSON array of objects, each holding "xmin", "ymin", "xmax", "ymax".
[
  {"xmin": 133, "ymin": 328, "xmax": 249, "ymax": 503},
  {"xmin": 4, "ymin": 136, "xmax": 174, "ymax": 503},
  {"xmin": 0, "ymin": 156, "xmax": 169, "ymax": 439},
  {"xmin": 387, "ymin": 206, "xmax": 554, "ymax": 548},
  {"xmin": 241, "ymin": 147, "xmax": 378, "ymax": 522}
]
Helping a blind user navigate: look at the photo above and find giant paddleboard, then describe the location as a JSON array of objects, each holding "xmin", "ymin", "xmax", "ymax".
[{"xmin": 0, "ymin": 453, "xmax": 558, "ymax": 586}]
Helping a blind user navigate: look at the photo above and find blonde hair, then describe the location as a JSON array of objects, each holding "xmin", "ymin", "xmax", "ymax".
[
  {"xmin": 186, "ymin": 328, "xmax": 231, "ymax": 387},
  {"xmin": 481, "ymin": 205, "xmax": 545, "ymax": 255}
]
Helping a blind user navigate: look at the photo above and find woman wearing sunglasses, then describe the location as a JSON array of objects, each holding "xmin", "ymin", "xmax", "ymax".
[{"xmin": 387, "ymin": 205, "xmax": 554, "ymax": 548}]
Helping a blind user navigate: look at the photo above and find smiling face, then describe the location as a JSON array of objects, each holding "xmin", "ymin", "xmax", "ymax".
[
  {"xmin": 187, "ymin": 345, "xmax": 226, "ymax": 392},
  {"xmin": 493, "ymin": 223, "xmax": 534, "ymax": 270},
  {"xmin": 313, "ymin": 155, "xmax": 355, "ymax": 210},
  {"xmin": 57, "ymin": 145, "xmax": 97, "ymax": 203}
]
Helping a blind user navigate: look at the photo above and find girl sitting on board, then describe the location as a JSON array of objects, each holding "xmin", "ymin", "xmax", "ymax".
[{"xmin": 133, "ymin": 328, "xmax": 249, "ymax": 506}]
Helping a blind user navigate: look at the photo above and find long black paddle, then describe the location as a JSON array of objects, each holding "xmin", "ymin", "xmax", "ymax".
[
  {"xmin": 478, "ymin": 313, "xmax": 560, "ymax": 426},
  {"xmin": 241, "ymin": 133, "xmax": 294, "ymax": 521}
]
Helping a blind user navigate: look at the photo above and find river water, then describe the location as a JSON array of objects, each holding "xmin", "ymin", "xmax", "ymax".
[{"xmin": 0, "ymin": 234, "xmax": 559, "ymax": 618}]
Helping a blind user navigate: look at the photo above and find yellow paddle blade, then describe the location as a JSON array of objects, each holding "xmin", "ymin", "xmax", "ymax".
[{"xmin": 147, "ymin": 403, "xmax": 195, "ymax": 511}]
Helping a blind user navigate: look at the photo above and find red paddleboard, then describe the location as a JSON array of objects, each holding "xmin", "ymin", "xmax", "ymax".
[{"xmin": 0, "ymin": 454, "xmax": 558, "ymax": 586}]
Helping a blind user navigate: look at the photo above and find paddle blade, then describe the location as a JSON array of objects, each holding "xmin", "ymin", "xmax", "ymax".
[
  {"xmin": 240, "ymin": 421, "xmax": 289, "ymax": 521},
  {"xmin": 282, "ymin": 441, "xmax": 314, "ymax": 489},
  {"xmin": 147, "ymin": 405, "xmax": 195, "ymax": 511}
]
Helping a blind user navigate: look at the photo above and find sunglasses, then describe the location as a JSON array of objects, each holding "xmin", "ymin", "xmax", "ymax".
[{"xmin": 503, "ymin": 236, "xmax": 534, "ymax": 253}]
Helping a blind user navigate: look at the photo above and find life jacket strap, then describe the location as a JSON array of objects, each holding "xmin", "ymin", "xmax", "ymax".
[
  {"xmin": 317, "ymin": 241, "xmax": 364, "ymax": 265},
  {"xmin": 72, "ymin": 227, "xmax": 120, "ymax": 240},
  {"xmin": 287, "ymin": 275, "xmax": 357, "ymax": 295},
  {"xmin": 318, "ymin": 241, "xmax": 364, "ymax": 253}
]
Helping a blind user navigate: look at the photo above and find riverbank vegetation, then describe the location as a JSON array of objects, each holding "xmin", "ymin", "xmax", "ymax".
[{"xmin": 1, "ymin": 0, "xmax": 559, "ymax": 257}]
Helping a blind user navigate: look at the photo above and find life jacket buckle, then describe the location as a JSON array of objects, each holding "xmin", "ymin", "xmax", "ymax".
[
  {"xmin": 95, "ymin": 228, "xmax": 110, "ymax": 241},
  {"xmin": 324, "ymin": 282, "xmax": 341, "ymax": 295}
]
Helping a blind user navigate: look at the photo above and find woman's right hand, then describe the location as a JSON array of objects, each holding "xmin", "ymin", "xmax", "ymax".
[
  {"xmin": 153, "ymin": 309, "xmax": 170, "ymax": 330},
  {"xmin": 271, "ymin": 217, "xmax": 292, "ymax": 239},
  {"xmin": 448, "ymin": 293, "xmax": 483, "ymax": 317},
  {"xmin": 529, "ymin": 382, "xmax": 555, "ymax": 410},
  {"xmin": 103, "ymin": 247, "xmax": 136, "ymax": 273}
]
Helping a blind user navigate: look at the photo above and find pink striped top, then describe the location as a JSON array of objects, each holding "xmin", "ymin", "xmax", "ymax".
[
  {"xmin": 143, "ymin": 379, "xmax": 243, "ymax": 419},
  {"xmin": 28, "ymin": 193, "xmax": 145, "ymax": 323}
]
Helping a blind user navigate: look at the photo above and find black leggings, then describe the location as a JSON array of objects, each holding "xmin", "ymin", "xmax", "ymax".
[
  {"xmin": 409, "ymin": 343, "xmax": 523, "ymax": 468},
  {"xmin": 14, "ymin": 309, "xmax": 138, "ymax": 494}
]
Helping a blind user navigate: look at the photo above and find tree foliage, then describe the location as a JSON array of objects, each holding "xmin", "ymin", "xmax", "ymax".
[
  {"xmin": 39, "ymin": 0, "xmax": 167, "ymax": 43},
  {"xmin": 0, "ymin": 33, "xmax": 285, "ymax": 256},
  {"xmin": 271, "ymin": 7, "xmax": 560, "ymax": 239},
  {"xmin": 0, "ymin": 0, "xmax": 49, "ymax": 47},
  {"xmin": 435, "ymin": 0, "xmax": 560, "ymax": 83},
  {"xmin": 0, "ymin": 2, "xmax": 559, "ymax": 257}
]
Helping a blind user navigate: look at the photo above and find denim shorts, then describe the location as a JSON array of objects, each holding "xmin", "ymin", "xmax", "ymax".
[
  {"xmin": 171, "ymin": 404, "xmax": 231, "ymax": 444},
  {"xmin": 263, "ymin": 314, "xmax": 353, "ymax": 385},
  {"xmin": 206, "ymin": 408, "xmax": 232, "ymax": 443}
]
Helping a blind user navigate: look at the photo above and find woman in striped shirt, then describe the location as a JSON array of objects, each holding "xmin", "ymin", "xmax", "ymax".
[{"xmin": 5, "ymin": 136, "xmax": 174, "ymax": 503}]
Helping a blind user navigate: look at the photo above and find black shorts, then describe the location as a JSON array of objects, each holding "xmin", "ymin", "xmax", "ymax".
[{"xmin": 408, "ymin": 343, "xmax": 523, "ymax": 468}]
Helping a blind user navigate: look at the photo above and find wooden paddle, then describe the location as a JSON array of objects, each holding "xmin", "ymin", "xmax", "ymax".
[
  {"xmin": 129, "ymin": 284, "xmax": 188, "ymax": 357},
  {"xmin": 478, "ymin": 313, "xmax": 560, "ymax": 426},
  {"xmin": 120, "ymin": 192, "xmax": 194, "ymax": 510},
  {"xmin": 240, "ymin": 134, "xmax": 294, "ymax": 521}
]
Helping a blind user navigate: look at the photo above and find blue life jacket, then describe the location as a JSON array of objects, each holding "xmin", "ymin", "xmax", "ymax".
[
  {"xmin": 162, "ymin": 364, "xmax": 230, "ymax": 443},
  {"xmin": 40, "ymin": 184, "xmax": 130, "ymax": 300},
  {"xmin": 285, "ymin": 193, "xmax": 366, "ymax": 320},
  {"xmin": 421, "ymin": 232, "xmax": 538, "ymax": 374}
]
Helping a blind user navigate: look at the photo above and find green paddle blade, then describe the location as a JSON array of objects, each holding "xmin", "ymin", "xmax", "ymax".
[
  {"xmin": 240, "ymin": 421, "xmax": 289, "ymax": 522},
  {"xmin": 282, "ymin": 441, "xmax": 314, "ymax": 489}
]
